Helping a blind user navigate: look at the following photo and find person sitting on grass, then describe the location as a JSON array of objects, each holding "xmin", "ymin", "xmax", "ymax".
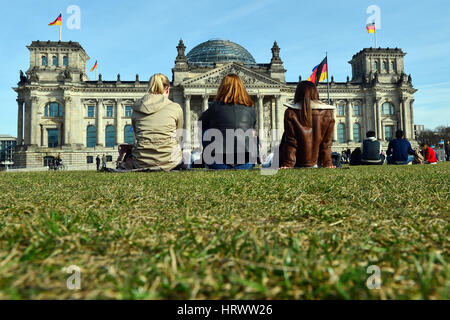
[
  {"xmin": 421, "ymin": 143, "xmax": 438, "ymax": 164},
  {"xmin": 360, "ymin": 131, "xmax": 385, "ymax": 165},
  {"xmin": 199, "ymin": 74, "xmax": 257, "ymax": 170},
  {"xmin": 386, "ymin": 130, "xmax": 415, "ymax": 165},
  {"xmin": 279, "ymin": 81, "xmax": 336, "ymax": 169},
  {"xmin": 119, "ymin": 73, "xmax": 185, "ymax": 171}
]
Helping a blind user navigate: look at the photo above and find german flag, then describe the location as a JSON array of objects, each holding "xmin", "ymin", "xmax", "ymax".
[
  {"xmin": 48, "ymin": 14, "xmax": 62, "ymax": 26},
  {"xmin": 307, "ymin": 57, "xmax": 328, "ymax": 85},
  {"xmin": 366, "ymin": 22, "xmax": 376, "ymax": 34},
  {"xmin": 90, "ymin": 61, "xmax": 98, "ymax": 72}
]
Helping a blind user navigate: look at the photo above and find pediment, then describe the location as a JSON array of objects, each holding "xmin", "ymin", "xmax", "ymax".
[{"xmin": 181, "ymin": 63, "xmax": 283, "ymax": 88}]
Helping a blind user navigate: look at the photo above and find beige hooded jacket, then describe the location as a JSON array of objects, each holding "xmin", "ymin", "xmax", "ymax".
[{"xmin": 131, "ymin": 94, "xmax": 184, "ymax": 171}]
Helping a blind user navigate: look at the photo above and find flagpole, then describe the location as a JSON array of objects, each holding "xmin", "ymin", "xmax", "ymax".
[
  {"xmin": 326, "ymin": 52, "xmax": 330, "ymax": 105},
  {"xmin": 59, "ymin": 12, "xmax": 62, "ymax": 41},
  {"xmin": 374, "ymin": 30, "xmax": 377, "ymax": 48}
]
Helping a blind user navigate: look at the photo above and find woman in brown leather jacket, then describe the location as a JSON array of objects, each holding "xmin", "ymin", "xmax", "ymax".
[{"xmin": 280, "ymin": 81, "xmax": 335, "ymax": 168}]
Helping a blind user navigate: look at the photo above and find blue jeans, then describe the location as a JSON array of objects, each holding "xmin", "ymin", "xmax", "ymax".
[
  {"xmin": 207, "ymin": 163, "xmax": 255, "ymax": 170},
  {"xmin": 387, "ymin": 155, "xmax": 414, "ymax": 165}
]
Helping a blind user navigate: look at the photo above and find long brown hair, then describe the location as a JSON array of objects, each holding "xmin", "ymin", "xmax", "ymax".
[
  {"xmin": 215, "ymin": 74, "xmax": 254, "ymax": 107},
  {"xmin": 293, "ymin": 81, "xmax": 319, "ymax": 128}
]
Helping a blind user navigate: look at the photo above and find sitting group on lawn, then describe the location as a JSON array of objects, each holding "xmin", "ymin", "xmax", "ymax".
[
  {"xmin": 348, "ymin": 129, "xmax": 438, "ymax": 166},
  {"xmin": 114, "ymin": 72, "xmax": 437, "ymax": 172}
]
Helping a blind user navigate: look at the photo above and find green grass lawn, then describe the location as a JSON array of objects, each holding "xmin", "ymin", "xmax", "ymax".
[{"xmin": 0, "ymin": 163, "xmax": 448, "ymax": 300}]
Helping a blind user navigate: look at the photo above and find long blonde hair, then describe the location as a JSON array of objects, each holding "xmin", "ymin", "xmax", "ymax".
[
  {"xmin": 149, "ymin": 73, "xmax": 170, "ymax": 95},
  {"xmin": 215, "ymin": 74, "xmax": 254, "ymax": 107}
]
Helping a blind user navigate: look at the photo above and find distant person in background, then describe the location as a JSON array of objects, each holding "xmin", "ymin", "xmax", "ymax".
[
  {"xmin": 446, "ymin": 141, "xmax": 450, "ymax": 161},
  {"xmin": 102, "ymin": 154, "xmax": 107, "ymax": 170},
  {"xmin": 386, "ymin": 130, "xmax": 415, "ymax": 165},
  {"xmin": 96, "ymin": 155, "xmax": 100, "ymax": 171},
  {"xmin": 349, "ymin": 147, "xmax": 362, "ymax": 166},
  {"xmin": 421, "ymin": 143, "xmax": 438, "ymax": 164},
  {"xmin": 360, "ymin": 131, "xmax": 385, "ymax": 165}
]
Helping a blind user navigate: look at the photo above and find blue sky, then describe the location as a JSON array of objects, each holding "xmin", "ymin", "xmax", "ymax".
[{"xmin": 1, "ymin": 0, "xmax": 449, "ymax": 136}]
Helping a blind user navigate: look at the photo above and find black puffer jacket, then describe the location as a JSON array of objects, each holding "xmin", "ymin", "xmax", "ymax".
[{"xmin": 199, "ymin": 102, "xmax": 257, "ymax": 165}]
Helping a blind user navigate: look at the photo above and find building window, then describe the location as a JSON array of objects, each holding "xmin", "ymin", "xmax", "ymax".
[
  {"xmin": 382, "ymin": 102, "xmax": 395, "ymax": 115},
  {"xmin": 353, "ymin": 105, "xmax": 361, "ymax": 116},
  {"xmin": 44, "ymin": 102, "xmax": 63, "ymax": 117},
  {"xmin": 125, "ymin": 106, "xmax": 132, "ymax": 117},
  {"xmin": 385, "ymin": 126, "xmax": 394, "ymax": 141},
  {"xmin": 88, "ymin": 106, "xmax": 95, "ymax": 118},
  {"xmin": 42, "ymin": 55, "xmax": 48, "ymax": 66},
  {"xmin": 86, "ymin": 126, "xmax": 97, "ymax": 148},
  {"xmin": 382, "ymin": 61, "xmax": 387, "ymax": 70},
  {"xmin": 391, "ymin": 61, "xmax": 396, "ymax": 73},
  {"xmin": 353, "ymin": 123, "xmax": 361, "ymax": 143},
  {"xmin": 52, "ymin": 56, "xmax": 58, "ymax": 66},
  {"xmin": 124, "ymin": 125, "xmax": 134, "ymax": 144},
  {"xmin": 86, "ymin": 156, "xmax": 94, "ymax": 164},
  {"xmin": 337, "ymin": 123, "xmax": 346, "ymax": 143},
  {"xmin": 106, "ymin": 155, "xmax": 113, "ymax": 162},
  {"xmin": 47, "ymin": 129, "xmax": 59, "ymax": 148},
  {"xmin": 338, "ymin": 105, "xmax": 345, "ymax": 116},
  {"xmin": 374, "ymin": 61, "xmax": 378, "ymax": 71},
  {"xmin": 105, "ymin": 125, "xmax": 115, "ymax": 147},
  {"xmin": 106, "ymin": 106, "xmax": 114, "ymax": 118},
  {"xmin": 63, "ymin": 56, "xmax": 69, "ymax": 66}
]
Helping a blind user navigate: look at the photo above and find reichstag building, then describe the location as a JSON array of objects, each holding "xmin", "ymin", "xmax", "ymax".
[{"xmin": 14, "ymin": 39, "xmax": 417, "ymax": 168}]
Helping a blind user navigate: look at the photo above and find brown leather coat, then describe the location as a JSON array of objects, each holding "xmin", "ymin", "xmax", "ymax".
[{"xmin": 280, "ymin": 101, "xmax": 335, "ymax": 168}]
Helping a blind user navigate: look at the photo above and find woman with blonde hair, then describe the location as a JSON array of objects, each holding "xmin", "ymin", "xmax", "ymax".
[
  {"xmin": 280, "ymin": 81, "xmax": 335, "ymax": 168},
  {"xmin": 199, "ymin": 74, "xmax": 257, "ymax": 170},
  {"xmin": 120, "ymin": 73, "xmax": 184, "ymax": 171}
]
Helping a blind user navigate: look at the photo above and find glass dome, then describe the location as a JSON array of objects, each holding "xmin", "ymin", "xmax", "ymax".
[{"xmin": 186, "ymin": 39, "xmax": 256, "ymax": 66}]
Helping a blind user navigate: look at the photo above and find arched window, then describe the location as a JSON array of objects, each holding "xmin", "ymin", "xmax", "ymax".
[
  {"xmin": 42, "ymin": 55, "xmax": 48, "ymax": 66},
  {"xmin": 374, "ymin": 61, "xmax": 378, "ymax": 71},
  {"xmin": 105, "ymin": 125, "xmax": 116, "ymax": 147},
  {"xmin": 44, "ymin": 102, "xmax": 63, "ymax": 117},
  {"xmin": 337, "ymin": 123, "xmax": 346, "ymax": 144},
  {"xmin": 382, "ymin": 102, "xmax": 395, "ymax": 115},
  {"xmin": 391, "ymin": 61, "xmax": 396, "ymax": 73},
  {"xmin": 124, "ymin": 125, "xmax": 134, "ymax": 144},
  {"xmin": 52, "ymin": 56, "xmax": 58, "ymax": 66},
  {"xmin": 353, "ymin": 123, "xmax": 361, "ymax": 143},
  {"xmin": 86, "ymin": 126, "xmax": 97, "ymax": 148},
  {"xmin": 382, "ymin": 61, "xmax": 387, "ymax": 70},
  {"xmin": 63, "ymin": 56, "xmax": 69, "ymax": 66}
]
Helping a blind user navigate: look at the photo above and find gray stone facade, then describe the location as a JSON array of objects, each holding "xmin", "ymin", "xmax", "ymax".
[{"xmin": 13, "ymin": 40, "xmax": 417, "ymax": 168}]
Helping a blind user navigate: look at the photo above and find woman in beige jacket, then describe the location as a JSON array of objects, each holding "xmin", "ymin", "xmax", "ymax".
[{"xmin": 129, "ymin": 73, "xmax": 184, "ymax": 171}]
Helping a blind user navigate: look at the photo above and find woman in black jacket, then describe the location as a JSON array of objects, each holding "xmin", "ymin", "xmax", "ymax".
[{"xmin": 199, "ymin": 74, "xmax": 257, "ymax": 170}]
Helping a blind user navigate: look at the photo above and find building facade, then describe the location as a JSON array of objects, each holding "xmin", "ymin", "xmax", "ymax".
[
  {"xmin": 14, "ymin": 39, "xmax": 417, "ymax": 168},
  {"xmin": 0, "ymin": 135, "xmax": 17, "ymax": 169}
]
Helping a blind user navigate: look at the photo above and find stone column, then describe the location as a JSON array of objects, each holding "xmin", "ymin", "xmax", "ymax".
[
  {"xmin": 17, "ymin": 99, "xmax": 24, "ymax": 145},
  {"xmin": 184, "ymin": 94, "xmax": 191, "ymax": 149},
  {"xmin": 96, "ymin": 99, "xmax": 104, "ymax": 146},
  {"xmin": 116, "ymin": 100, "xmax": 124, "ymax": 144},
  {"xmin": 409, "ymin": 99, "xmax": 415, "ymax": 140},
  {"xmin": 257, "ymin": 95, "xmax": 264, "ymax": 133},
  {"xmin": 346, "ymin": 100, "xmax": 353, "ymax": 142},
  {"xmin": 399, "ymin": 98, "xmax": 405, "ymax": 132},
  {"xmin": 275, "ymin": 95, "xmax": 283, "ymax": 137},
  {"xmin": 63, "ymin": 96, "xmax": 72, "ymax": 146},
  {"xmin": 376, "ymin": 98, "xmax": 382, "ymax": 140},
  {"xmin": 331, "ymin": 100, "xmax": 338, "ymax": 142},
  {"xmin": 202, "ymin": 94, "xmax": 209, "ymax": 113},
  {"xmin": 29, "ymin": 97, "xmax": 39, "ymax": 146}
]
